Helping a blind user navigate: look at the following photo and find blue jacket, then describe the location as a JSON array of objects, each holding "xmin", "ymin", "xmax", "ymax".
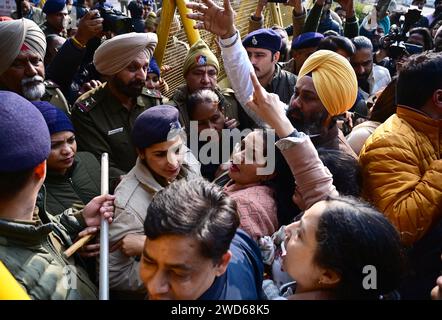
[
  {"xmin": 46, "ymin": 38, "xmax": 87, "ymax": 101},
  {"xmin": 198, "ymin": 229, "xmax": 264, "ymax": 300}
]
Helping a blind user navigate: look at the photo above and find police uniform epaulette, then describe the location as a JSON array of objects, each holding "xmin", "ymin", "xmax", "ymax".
[
  {"xmin": 74, "ymin": 83, "xmax": 107, "ymax": 113},
  {"xmin": 141, "ymin": 87, "xmax": 163, "ymax": 99},
  {"xmin": 75, "ymin": 96, "xmax": 97, "ymax": 113}
]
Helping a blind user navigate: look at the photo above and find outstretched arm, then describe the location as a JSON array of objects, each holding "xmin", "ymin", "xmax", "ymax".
[
  {"xmin": 246, "ymin": 72, "xmax": 338, "ymax": 210},
  {"xmin": 186, "ymin": 0, "xmax": 265, "ymax": 127}
]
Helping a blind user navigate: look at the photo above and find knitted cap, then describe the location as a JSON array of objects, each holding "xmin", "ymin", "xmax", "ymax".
[
  {"xmin": 147, "ymin": 57, "xmax": 160, "ymax": 77},
  {"xmin": 32, "ymin": 101, "xmax": 74, "ymax": 135},
  {"xmin": 0, "ymin": 91, "xmax": 50, "ymax": 172},
  {"xmin": 182, "ymin": 39, "xmax": 219, "ymax": 76}
]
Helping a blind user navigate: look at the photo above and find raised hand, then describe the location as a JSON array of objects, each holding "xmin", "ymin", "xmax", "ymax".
[
  {"xmin": 225, "ymin": 116, "xmax": 239, "ymax": 129},
  {"xmin": 335, "ymin": 0, "xmax": 355, "ymax": 17},
  {"xmin": 75, "ymin": 10, "xmax": 104, "ymax": 46},
  {"xmin": 186, "ymin": 0, "xmax": 237, "ymax": 39},
  {"xmin": 160, "ymin": 64, "xmax": 173, "ymax": 74},
  {"xmin": 285, "ymin": 0, "xmax": 302, "ymax": 10},
  {"xmin": 246, "ymin": 72, "xmax": 294, "ymax": 138},
  {"xmin": 254, "ymin": 0, "xmax": 269, "ymax": 18},
  {"xmin": 78, "ymin": 79, "xmax": 102, "ymax": 96}
]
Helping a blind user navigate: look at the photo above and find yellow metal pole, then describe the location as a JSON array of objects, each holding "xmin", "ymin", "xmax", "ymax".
[
  {"xmin": 0, "ymin": 261, "xmax": 30, "ymax": 300},
  {"xmin": 176, "ymin": 0, "xmax": 201, "ymax": 46},
  {"xmin": 154, "ymin": 0, "xmax": 177, "ymax": 67},
  {"xmin": 269, "ymin": 3, "xmax": 284, "ymax": 27}
]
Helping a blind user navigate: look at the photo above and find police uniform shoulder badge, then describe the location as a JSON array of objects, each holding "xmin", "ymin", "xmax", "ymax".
[
  {"xmin": 142, "ymin": 87, "xmax": 162, "ymax": 99},
  {"xmin": 75, "ymin": 96, "xmax": 96, "ymax": 113},
  {"xmin": 170, "ymin": 120, "xmax": 181, "ymax": 131},
  {"xmin": 168, "ymin": 120, "xmax": 183, "ymax": 140}
]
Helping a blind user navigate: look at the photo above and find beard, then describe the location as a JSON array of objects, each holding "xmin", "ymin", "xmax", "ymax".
[
  {"xmin": 357, "ymin": 75, "xmax": 370, "ymax": 93},
  {"xmin": 286, "ymin": 107, "xmax": 329, "ymax": 137},
  {"xmin": 112, "ymin": 76, "xmax": 144, "ymax": 98},
  {"xmin": 21, "ymin": 75, "xmax": 46, "ymax": 100}
]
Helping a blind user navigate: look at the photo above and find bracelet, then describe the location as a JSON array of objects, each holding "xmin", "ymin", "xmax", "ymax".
[
  {"xmin": 71, "ymin": 36, "xmax": 86, "ymax": 49},
  {"xmin": 219, "ymin": 30, "xmax": 239, "ymax": 49}
]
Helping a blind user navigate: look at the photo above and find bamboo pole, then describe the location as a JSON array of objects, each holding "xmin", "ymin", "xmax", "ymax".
[{"xmin": 63, "ymin": 234, "xmax": 93, "ymax": 259}]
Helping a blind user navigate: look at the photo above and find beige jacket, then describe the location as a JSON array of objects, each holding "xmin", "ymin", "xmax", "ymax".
[
  {"xmin": 276, "ymin": 133, "xmax": 339, "ymax": 210},
  {"xmin": 108, "ymin": 148, "xmax": 200, "ymax": 294},
  {"xmin": 346, "ymin": 120, "xmax": 381, "ymax": 156}
]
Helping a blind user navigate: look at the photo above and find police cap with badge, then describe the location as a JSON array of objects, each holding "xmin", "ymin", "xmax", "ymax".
[{"xmin": 242, "ymin": 28, "xmax": 282, "ymax": 53}]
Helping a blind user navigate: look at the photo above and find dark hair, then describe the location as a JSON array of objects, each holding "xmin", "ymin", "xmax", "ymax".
[
  {"xmin": 314, "ymin": 196, "xmax": 405, "ymax": 299},
  {"xmin": 317, "ymin": 148, "xmax": 362, "ymax": 197},
  {"xmin": 260, "ymin": 130, "xmax": 299, "ymax": 225},
  {"xmin": 0, "ymin": 169, "xmax": 34, "ymax": 201},
  {"xmin": 369, "ymin": 77, "xmax": 397, "ymax": 123},
  {"xmin": 408, "ymin": 27, "xmax": 434, "ymax": 51},
  {"xmin": 271, "ymin": 25, "xmax": 289, "ymax": 62},
  {"xmin": 352, "ymin": 36, "xmax": 373, "ymax": 52},
  {"xmin": 396, "ymin": 51, "xmax": 442, "ymax": 109},
  {"xmin": 128, "ymin": 0, "xmax": 144, "ymax": 19},
  {"xmin": 144, "ymin": 178, "xmax": 240, "ymax": 263},
  {"xmin": 317, "ymin": 36, "xmax": 356, "ymax": 57}
]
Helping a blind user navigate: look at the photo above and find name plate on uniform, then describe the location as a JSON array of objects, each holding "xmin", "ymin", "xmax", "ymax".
[{"xmin": 108, "ymin": 127, "xmax": 124, "ymax": 136}]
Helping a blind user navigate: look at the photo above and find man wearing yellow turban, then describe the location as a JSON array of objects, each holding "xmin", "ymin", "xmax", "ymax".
[
  {"xmin": 286, "ymin": 50, "xmax": 358, "ymax": 157},
  {"xmin": 186, "ymin": 0, "xmax": 358, "ymax": 158},
  {"xmin": 72, "ymin": 32, "xmax": 159, "ymax": 189}
]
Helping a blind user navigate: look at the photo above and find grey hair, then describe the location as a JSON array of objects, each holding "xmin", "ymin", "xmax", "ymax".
[{"xmin": 352, "ymin": 36, "xmax": 373, "ymax": 51}]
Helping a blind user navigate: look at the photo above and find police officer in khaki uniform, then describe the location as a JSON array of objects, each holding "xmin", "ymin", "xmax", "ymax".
[
  {"xmin": 242, "ymin": 28, "xmax": 297, "ymax": 105},
  {"xmin": 170, "ymin": 39, "xmax": 256, "ymax": 132},
  {"xmin": 72, "ymin": 32, "xmax": 158, "ymax": 189}
]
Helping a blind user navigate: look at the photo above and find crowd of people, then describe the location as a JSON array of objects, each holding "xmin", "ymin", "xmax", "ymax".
[{"xmin": 0, "ymin": 0, "xmax": 441, "ymax": 300}]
